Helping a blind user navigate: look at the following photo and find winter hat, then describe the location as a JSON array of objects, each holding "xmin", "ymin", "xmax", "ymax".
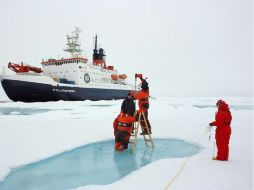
[
  {"xmin": 121, "ymin": 97, "xmax": 135, "ymax": 116},
  {"xmin": 126, "ymin": 92, "xmax": 133, "ymax": 99}
]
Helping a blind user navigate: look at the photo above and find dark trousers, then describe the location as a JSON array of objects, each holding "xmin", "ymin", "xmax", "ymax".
[
  {"xmin": 135, "ymin": 111, "xmax": 151, "ymax": 133},
  {"xmin": 115, "ymin": 130, "xmax": 129, "ymax": 149}
]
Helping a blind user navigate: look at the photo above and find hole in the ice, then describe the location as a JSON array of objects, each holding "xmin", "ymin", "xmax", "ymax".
[
  {"xmin": 167, "ymin": 104, "xmax": 184, "ymax": 108},
  {"xmin": 229, "ymin": 105, "xmax": 253, "ymax": 110},
  {"xmin": 193, "ymin": 105, "xmax": 215, "ymax": 109},
  {"xmin": 0, "ymin": 107, "xmax": 52, "ymax": 115},
  {"xmin": 0, "ymin": 100, "xmax": 12, "ymax": 103},
  {"xmin": 0, "ymin": 139, "xmax": 201, "ymax": 190},
  {"xmin": 87, "ymin": 104, "xmax": 116, "ymax": 107},
  {"xmin": 0, "ymin": 108, "xmax": 72, "ymax": 115}
]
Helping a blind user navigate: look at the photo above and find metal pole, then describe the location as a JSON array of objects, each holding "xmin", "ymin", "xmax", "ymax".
[
  {"xmin": 212, "ymin": 140, "xmax": 216, "ymax": 158},
  {"xmin": 134, "ymin": 75, "xmax": 137, "ymax": 108},
  {"xmin": 209, "ymin": 127, "xmax": 212, "ymax": 141}
]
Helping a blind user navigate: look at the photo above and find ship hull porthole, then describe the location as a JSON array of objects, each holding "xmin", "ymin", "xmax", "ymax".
[{"xmin": 84, "ymin": 73, "xmax": 90, "ymax": 83}]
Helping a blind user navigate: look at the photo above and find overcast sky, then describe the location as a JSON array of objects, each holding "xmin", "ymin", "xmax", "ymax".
[{"xmin": 0, "ymin": 0, "xmax": 252, "ymax": 97}]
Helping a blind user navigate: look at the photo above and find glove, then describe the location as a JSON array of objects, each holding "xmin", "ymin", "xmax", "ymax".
[
  {"xmin": 129, "ymin": 90, "xmax": 135, "ymax": 97},
  {"xmin": 209, "ymin": 123, "xmax": 213, "ymax": 126},
  {"xmin": 135, "ymin": 73, "xmax": 142, "ymax": 79}
]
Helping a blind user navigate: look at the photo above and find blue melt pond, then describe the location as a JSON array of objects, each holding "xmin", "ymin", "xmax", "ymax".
[{"xmin": 0, "ymin": 139, "xmax": 201, "ymax": 190}]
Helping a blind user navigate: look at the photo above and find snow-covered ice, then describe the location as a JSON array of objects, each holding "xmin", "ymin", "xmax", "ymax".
[{"xmin": 0, "ymin": 96, "xmax": 252, "ymax": 190}]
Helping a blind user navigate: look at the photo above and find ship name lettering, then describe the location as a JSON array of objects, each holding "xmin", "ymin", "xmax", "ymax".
[{"xmin": 53, "ymin": 88, "xmax": 76, "ymax": 93}]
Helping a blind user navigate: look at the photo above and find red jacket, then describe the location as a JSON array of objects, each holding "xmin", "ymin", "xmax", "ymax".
[
  {"xmin": 211, "ymin": 102, "xmax": 232, "ymax": 138},
  {"xmin": 130, "ymin": 90, "xmax": 149, "ymax": 112},
  {"xmin": 113, "ymin": 113, "xmax": 135, "ymax": 134}
]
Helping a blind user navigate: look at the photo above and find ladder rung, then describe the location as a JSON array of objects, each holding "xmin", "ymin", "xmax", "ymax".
[
  {"xmin": 145, "ymin": 139, "xmax": 151, "ymax": 142},
  {"xmin": 141, "ymin": 134, "xmax": 151, "ymax": 136}
]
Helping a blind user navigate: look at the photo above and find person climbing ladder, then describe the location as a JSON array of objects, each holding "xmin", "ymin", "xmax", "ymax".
[{"xmin": 130, "ymin": 74, "xmax": 151, "ymax": 135}]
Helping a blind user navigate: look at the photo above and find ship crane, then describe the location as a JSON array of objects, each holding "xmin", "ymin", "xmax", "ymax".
[{"xmin": 8, "ymin": 62, "xmax": 42, "ymax": 73}]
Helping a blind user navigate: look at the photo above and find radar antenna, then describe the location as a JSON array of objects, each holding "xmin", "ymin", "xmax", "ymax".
[{"xmin": 64, "ymin": 27, "xmax": 83, "ymax": 57}]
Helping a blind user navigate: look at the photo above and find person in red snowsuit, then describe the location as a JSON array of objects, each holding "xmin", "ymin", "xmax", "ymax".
[
  {"xmin": 209, "ymin": 100, "xmax": 232, "ymax": 161},
  {"xmin": 130, "ymin": 74, "xmax": 151, "ymax": 135},
  {"xmin": 113, "ymin": 93, "xmax": 135, "ymax": 151}
]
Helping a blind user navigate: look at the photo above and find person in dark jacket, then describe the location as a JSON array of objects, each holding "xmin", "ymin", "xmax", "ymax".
[
  {"xmin": 121, "ymin": 93, "xmax": 135, "ymax": 117},
  {"xmin": 113, "ymin": 93, "xmax": 136, "ymax": 151},
  {"xmin": 209, "ymin": 100, "xmax": 232, "ymax": 161}
]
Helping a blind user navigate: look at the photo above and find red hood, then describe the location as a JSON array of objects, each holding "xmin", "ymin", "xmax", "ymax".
[{"xmin": 218, "ymin": 102, "xmax": 230, "ymax": 111}]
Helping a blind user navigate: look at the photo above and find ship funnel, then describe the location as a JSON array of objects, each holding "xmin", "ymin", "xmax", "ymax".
[
  {"xmin": 92, "ymin": 35, "xmax": 107, "ymax": 68},
  {"xmin": 93, "ymin": 35, "xmax": 106, "ymax": 61}
]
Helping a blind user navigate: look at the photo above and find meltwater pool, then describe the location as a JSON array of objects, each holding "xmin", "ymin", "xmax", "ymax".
[{"xmin": 0, "ymin": 139, "xmax": 201, "ymax": 190}]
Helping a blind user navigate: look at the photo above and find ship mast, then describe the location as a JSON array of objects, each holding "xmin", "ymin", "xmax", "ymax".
[{"xmin": 64, "ymin": 27, "xmax": 83, "ymax": 57}]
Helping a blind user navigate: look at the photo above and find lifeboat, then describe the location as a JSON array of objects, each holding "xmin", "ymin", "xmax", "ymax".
[
  {"xmin": 111, "ymin": 74, "xmax": 118, "ymax": 80},
  {"xmin": 119, "ymin": 74, "xmax": 127, "ymax": 79}
]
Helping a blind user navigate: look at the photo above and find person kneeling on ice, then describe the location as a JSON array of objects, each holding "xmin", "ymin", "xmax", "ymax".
[
  {"xmin": 209, "ymin": 100, "xmax": 232, "ymax": 161},
  {"xmin": 130, "ymin": 74, "xmax": 152, "ymax": 135},
  {"xmin": 114, "ymin": 93, "xmax": 135, "ymax": 151}
]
